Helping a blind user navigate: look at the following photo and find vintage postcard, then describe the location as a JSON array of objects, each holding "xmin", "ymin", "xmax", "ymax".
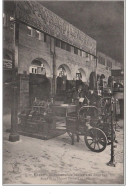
[{"xmin": 3, "ymin": 0, "xmax": 125, "ymax": 185}]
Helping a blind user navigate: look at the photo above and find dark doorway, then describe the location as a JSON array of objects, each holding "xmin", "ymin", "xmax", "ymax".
[
  {"xmin": 89, "ymin": 72, "xmax": 97, "ymax": 90},
  {"xmin": 29, "ymin": 74, "xmax": 51, "ymax": 105}
]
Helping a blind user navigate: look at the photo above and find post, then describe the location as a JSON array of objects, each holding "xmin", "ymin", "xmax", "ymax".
[
  {"xmin": 50, "ymin": 37, "xmax": 56, "ymax": 101},
  {"xmin": 114, "ymin": 99, "xmax": 121, "ymax": 130},
  {"xmin": 50, "ymin": 38, "xmax": 56, "ymax": 102},
  {"xmin": 107, "ymin": 97, "xmax": 116, "ymax": 167},
  {"xmin": 9, "ymin": 15, "xmax": 20, "ymax": 141},
  {"xmin": 53, "ymin": 52, "xmax": 56, "ymax": 97},
  {"xmin": 9, "ymin": 85, "xmax": 19, "ymax": 142}
]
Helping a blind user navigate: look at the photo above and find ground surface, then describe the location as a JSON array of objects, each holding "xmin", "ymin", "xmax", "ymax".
[{"xmin": 3, "ymin": 114, "xmax": 124, "ymax": 185}]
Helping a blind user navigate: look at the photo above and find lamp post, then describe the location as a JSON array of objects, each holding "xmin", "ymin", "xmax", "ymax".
[
  {"xmin": 107, "ymin": 95, "xmax": 116, "ymax": 167},
  {"xmin": 9, "ymin": 84, "xmax": 19, "ymax": 142},
  {"xmin": 8, "ymin": 15, "xmax": 20, "ymax": 142}
]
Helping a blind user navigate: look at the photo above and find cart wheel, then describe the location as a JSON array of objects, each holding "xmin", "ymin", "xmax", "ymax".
[{"xmin": 84, "ymin": 128, "xmax": 107, "ymax": 152}]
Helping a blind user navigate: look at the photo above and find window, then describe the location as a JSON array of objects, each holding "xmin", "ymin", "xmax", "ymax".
[
  {"xmin": 82, "ymin": 51, "xmax": 85, "ymax": 57},
  {"xmin": 107, "ymin": 60, "xmax": 112, "ymax": 68},
  {"xmin": 46, "ymin": 35, "xmax": 50, "ymax": 42},
  {"xmin": 27, "ymin": 26, "xmax": 32, "ymax": 36},
  {"xmin": 55, "ymin": 39, "xmax": 61, "ymax": 47},
  {"xmin": 37, "ymin": 66, "xmax": 46, "ymax": 75},
  {"xmin": 31, "ymin": 68, "xmax": 37, "ymax": 74},
  {"xmin": 76, "ymin": 72, "xmax": 82, "ymax": 80},
  {"xmin": 35, "ymin": 30, "xmax": 40, "ymax": 39},
  {"xmin": 98, "ymin": 56, "xmax": 101, "ymax": 63},
  {"xmin": 86, "ymin": 53, "xmax": 89, "ymax": 58},
  {"xmin": 98, "ymin": 56, "xmax": 105, "ymax": 65},
  {"xmin": 32, "ymin": 68, "xmax": 34, "ymax": 73},
  {"xmin": 61, "ymin": 41, "xmax": 66, "ymax": 50},
  {"xmin": 80, "ymin": 50, "xmax": 82, "ymax": 56},
  {"xmin": 89, "ymin": 54, "xmax": 92, "ymax": 60},
  {"xmin": 66, "ymin": 44, "xmax": 71, "ymax": 52},
  {"xmin": 58, "ymin": 67, "xmax": 66, "ymax": 77},
  {"xmin": 89, "ymin": 55, "xmax": 92, "ymax": 60},
  {"xmin": 44, "ymin": 33, "xmax": 47, "ymax": 42},
  {"xmin": 74, "ymin": 47, "xmax": 78, "ymax": 55},
  {"xmin": 91, "ymin": 55, "xmax": 95, "ymax": 60}
]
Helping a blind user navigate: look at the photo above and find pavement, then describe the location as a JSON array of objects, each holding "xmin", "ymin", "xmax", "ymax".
[{"xmin": 3, "ymin": 114, "xmax": 124, "ymax": 185}]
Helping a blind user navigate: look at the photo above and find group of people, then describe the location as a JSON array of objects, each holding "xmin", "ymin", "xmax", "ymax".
[{"xmin": 65, "ymin": 84, "xmax": 102, "ymax": 108}]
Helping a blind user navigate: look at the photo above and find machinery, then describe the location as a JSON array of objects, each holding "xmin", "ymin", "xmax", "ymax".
[{"xmin": 66, "ymin": 103, "xmax": 115, "ymax": 152}]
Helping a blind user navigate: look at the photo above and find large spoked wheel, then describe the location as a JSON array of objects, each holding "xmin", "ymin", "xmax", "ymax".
[{"xmin": 84, "ymin": 128, "xmax": 107, "ymax": 152}]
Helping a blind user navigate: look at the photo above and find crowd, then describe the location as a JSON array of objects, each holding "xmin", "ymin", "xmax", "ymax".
[{"xmin": 65, "ymin": 84, "xmax": 103, "ymax": 108}]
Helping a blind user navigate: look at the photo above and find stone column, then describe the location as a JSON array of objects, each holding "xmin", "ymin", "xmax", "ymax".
[
  {"xmin": 9, "ymin": 19, "xmax": 20, "ymax": 142},
  {"xmin": 50, "ymin": 37, "xmax": 56, "ymax": 98}
]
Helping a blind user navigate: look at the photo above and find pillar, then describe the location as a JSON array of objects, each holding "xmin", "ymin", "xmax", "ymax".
[
  {"xmin": 9, "ymin": 17, "xmax": 20, "ymax": 142},
  {"xmin": 50, "ymin": 37, "xmax": 56, "ymax": 98}
]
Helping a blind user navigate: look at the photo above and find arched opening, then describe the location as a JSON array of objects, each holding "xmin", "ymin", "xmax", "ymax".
[
  {"xmin": 100, "ymin": 74, "xmax": 105, "ymax": 80},
  {"xmin": 75, "ymin": 68, "xmax": 87, "ymax": 91},
  {"xmin": 30, "ymin": 58, "xmax": 51, "ymax": 77},
  {"xmin": 56, "ymin": 64, "xmax": 73, "ymax": 97},
  {"xmin": 78, "ymin": 68, "xmax": 86, "ymax": 82},
  {"xmin": 89, "ymin": 72, "xmax": 97, "ymax": 90},
  {"xmin": 57, "ymin": 64, "xmax": 72, "ymax": 80},
  {"xmin": 29, "ymin": 58, "xmax": 51, "ymax": 104}
]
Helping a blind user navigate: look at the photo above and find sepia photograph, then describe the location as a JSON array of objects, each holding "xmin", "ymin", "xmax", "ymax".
[{"xmin": 3, "ymin": 0, "xmax": 125, "ymax": 185}]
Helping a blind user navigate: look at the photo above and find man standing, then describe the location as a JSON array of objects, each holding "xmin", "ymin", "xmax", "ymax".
[{"xmin": 72, "ymin": 86, "xmax": 84, "ymax": 106}]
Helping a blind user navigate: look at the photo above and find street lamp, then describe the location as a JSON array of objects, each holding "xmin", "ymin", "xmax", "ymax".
[{"xmin": 107, "ymin": 96, "xmax": 116, "ymax": 167}]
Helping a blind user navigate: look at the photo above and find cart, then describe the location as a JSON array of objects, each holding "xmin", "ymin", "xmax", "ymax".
[{"xmin": 66, "ymin": 104, "xmax": 114, "ymax": 152}]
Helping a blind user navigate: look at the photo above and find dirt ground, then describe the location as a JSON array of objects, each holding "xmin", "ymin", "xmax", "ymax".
[{"xmin": 3, "ymin": 114, "xmax": 124, "ymax": 185}]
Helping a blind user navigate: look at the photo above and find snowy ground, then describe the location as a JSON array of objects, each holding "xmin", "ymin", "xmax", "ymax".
[{"xmin": 3, "ymin": 114, "xmax": 124, "ymax": 185}]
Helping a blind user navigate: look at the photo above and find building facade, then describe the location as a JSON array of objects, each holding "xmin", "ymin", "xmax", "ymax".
[
  {"xmin": 97, "ymin": 51, "xmax": 123, "ymax": 81},
  {"xmin": 3, "ymin": 1, "xmax": 97, "ymax": 111}
]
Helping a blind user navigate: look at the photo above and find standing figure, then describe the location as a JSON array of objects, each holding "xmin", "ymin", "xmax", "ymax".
[{"xmin": 72, "ymin": 86, "xmax": 85, "ymax": 107}]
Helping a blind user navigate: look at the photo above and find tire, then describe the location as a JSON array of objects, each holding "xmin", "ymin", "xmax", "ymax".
[{"xmin": 84, "ymin": 128, "xmax": 107, "ymax": 152}]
